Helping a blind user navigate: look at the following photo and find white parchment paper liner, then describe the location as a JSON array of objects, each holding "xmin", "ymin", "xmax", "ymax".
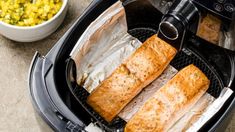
[
  {"xmin": 70, "ymin": 1, "xmax": 233, "ymax": 131},
  {"xmin": 71, "ymin": 2, "xmax": 141, "ymax": 93}
]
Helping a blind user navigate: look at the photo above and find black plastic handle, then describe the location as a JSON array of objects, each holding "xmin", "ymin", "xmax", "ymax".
[{"xmin": 159, "ymin": 0, "xmax": 198, "ymax": 40}]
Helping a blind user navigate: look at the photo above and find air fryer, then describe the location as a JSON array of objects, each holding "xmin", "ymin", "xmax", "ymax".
[{"xmin": 29, "ymin": 0, "xmax": 235, "ymax": 131}]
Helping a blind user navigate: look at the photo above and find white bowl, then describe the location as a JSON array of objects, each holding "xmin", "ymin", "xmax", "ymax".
[{"xmin": 0, "ymin": 0, "xmax": 68, "ymax": 42}]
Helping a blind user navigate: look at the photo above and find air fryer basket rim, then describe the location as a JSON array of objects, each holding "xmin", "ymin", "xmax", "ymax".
[
  {"xmin": 66, "ymin": 28, "xmax": 225, "ymax": 131},
  {"xmin": 64, "ymin": 1, "xmax": 231, "ymax": 131}
]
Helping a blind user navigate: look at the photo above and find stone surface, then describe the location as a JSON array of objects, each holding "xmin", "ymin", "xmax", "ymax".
[
  {"xmin": 0, "ymin": 0, "xmax": 234, "ymax": 132},
  {"xmin": 0, "ymin": 0, "xmax": 91, "ymax": 131}
]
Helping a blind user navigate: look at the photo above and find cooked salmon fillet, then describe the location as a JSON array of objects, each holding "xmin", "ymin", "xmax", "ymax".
[
  {"xmin": 125, "ymin": 64, "xmax": 210, "ymax": 132},
  {"xmin": 87, "ymin": 35, "xmax": 177, "ymax": 122},
  {"xmin": 196, "ymin": 14, "xmax": 221, "ymax": 44}
]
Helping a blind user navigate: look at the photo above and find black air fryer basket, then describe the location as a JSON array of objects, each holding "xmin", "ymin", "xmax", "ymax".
[{"xmin": 29, "ymin": 0, "xmax": 235, "ymax": 132}]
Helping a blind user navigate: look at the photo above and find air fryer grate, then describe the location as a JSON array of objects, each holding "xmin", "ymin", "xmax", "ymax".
[
  {"xmin": 67, "ymin": 27, "xmax": 224, "ymax": 132},
  {"xmin": 128, "ymin": 27, "xmax": 157, "ymax": 42}
]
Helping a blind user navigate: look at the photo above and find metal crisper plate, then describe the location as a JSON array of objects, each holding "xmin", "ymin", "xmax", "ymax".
[{"xmin": 66, "ymin": 27, "xmax": 224, "ymax": 132}]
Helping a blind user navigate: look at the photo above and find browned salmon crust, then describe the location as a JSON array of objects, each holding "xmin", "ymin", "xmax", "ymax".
[
  {"xmin": 125, "ymin": 64, "xmax": 210, "ymax": 132},
  {"xmin": 87, "ymin": 35, "xmax": 177, "ymax": 122}
]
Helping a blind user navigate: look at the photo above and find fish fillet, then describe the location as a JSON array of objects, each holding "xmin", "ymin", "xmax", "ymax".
[
  {"xmin": 87, "ymin": 35, "xmax": 177, "ymax": 122},
  {"xmin": 125, "ymin": 64, "xmax": 210, "ymax": 132}
]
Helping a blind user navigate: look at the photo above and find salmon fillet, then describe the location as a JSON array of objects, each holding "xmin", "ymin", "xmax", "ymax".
[
  {"xmin": 196, "ymin": 14, "xmax": 221, "ymax": 44},
  {"xmin": 87, "ymin": 35, "xmax": 177, "ymax": 122},
  {"xmin": 125, "ymin": 64, "xmax": 210, "ymax": 132}
]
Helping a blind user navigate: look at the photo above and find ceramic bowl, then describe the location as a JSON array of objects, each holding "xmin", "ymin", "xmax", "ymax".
[{"xmin": 0, "ymin": 0, "xmax": 68, "ymax": 42}]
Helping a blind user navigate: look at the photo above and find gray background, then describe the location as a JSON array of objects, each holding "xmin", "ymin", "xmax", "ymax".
[{"xmin": 0, "ymin": 0, "xmax": 234, "ymax": 131}]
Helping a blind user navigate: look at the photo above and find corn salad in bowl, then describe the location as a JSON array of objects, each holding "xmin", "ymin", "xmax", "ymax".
[
  {"xmin": 0, "ymin": 0, "xmax": 68, "ymax": 42},
  {"xmin": 0, "ymin": 0, "xmax": 62, "ymax": 26}
]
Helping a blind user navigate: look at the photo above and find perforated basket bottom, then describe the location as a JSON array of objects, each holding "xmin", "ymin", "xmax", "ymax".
[{"xmin": 68, "ymin": 27, "xmax": 224, "ymax": 132}]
